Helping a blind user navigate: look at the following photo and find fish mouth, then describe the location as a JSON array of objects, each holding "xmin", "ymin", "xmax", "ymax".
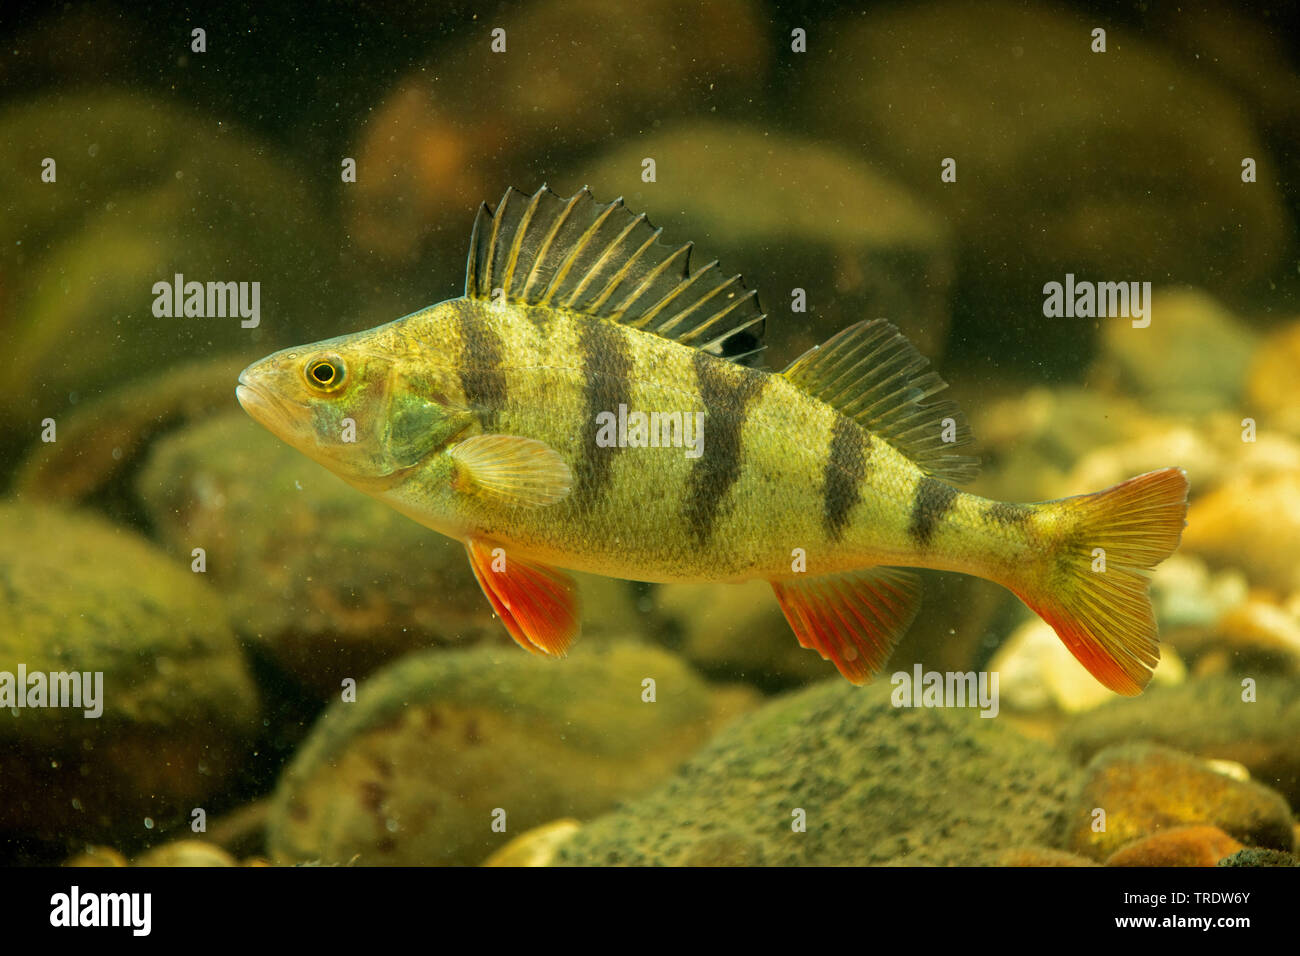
[{"xmin": 236, "ymin": 370, "xmax": 290, "ymax": 431}]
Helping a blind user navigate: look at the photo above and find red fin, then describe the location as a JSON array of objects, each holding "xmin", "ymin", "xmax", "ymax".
[
  {"xmin": 771, "ymin": 567, "xmax": 921, "ymax": 684},
  {"xmin": 466, "ymin": 539, "xmax": 580, "ymax": 657},
  {"xmin": 1012, "ymin": 467, "xmax": 1189, "ymax": 696}
]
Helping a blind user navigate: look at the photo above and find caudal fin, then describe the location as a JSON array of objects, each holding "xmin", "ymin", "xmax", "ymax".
[{"xmin": 1011, "ymin": 468, "xmax": 1189, "ymax": 696}]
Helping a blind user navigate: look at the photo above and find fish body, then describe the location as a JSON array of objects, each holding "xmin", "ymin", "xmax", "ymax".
[{"xmin": 238, "ymin": 185, "xmax": 1188, "ymax": 693}]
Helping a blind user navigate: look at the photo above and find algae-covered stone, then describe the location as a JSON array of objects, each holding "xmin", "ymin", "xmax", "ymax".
[
  {"xmin": 578, "ymin": 121, "xmax": 954, "ymax": 363},
  {"xmin": 0, "ymin": 503, "xmax": 258, "ymax": 843},
  {"xmin": 804, "ymin": 1, "xmax": 1291, "ymax": 365},
  {"xmin": 1062, "ymin": 677, "xmax": 1300, "ymax": 805},
  {"xmin": 267, "ymin": 642, "xmax": 739, "ymax": 866},
  {"xmin": 1094, "ymin": 289, "xmax": 1258, "ymax": 415},
  {"xmin": 136, "ymin": 412, "xmax": 505, "ymax": 693},
  {"xmin": 554, "ymin": 679, "xmax": 1079, "ymax": 866},
  {"xmin": 0, "ymin": 91, "xmax": 339, "ymax": 431},
  {"xmin": 132, "ymin": 839, "xmax": 237, "ymax": 867},
  {"xmin": 11, "ymin": 354, "xmax": 253, "ymax": 508},
  {"xmin": 969, "ymin": 388, "xmax": 1159, "ymax": 504},
  {"xmin": 1182, "ymin": 470, "xmax": 1300, "ymax": 593},
  {"xmin": 1218, "ymin": 848, "xmax": 1300, "ymax": 867},
  {"xmin": 1063, "ymin": 744, "xmax": 1294, "ymax": 861},
  {"xmin": 1104, "ymin": 825, "xmax": 1245, "ymax": 867},
  {"xmin": 63, "ymin": 847, "xmax": 129, "ymax": 868},
  {"xmin": 996, "ymin": 847, "xmax": 1100, "ymax": 867},
  {"xmin": 1247, "ymin": 320, "xmax": 1300, "ymax": 437},
  {"xmin": 347, "ymin": 0, "xmax": 768, "ymax": 265},
  {"xmin": 654, "ymin": 579, "xmax": 832, "ymax": 688},
  {"xmin": 482, "ymin": 819, "xmax": 582, "ymax": 867}
]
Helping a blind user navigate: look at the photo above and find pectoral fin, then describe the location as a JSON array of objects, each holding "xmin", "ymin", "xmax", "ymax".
[
  {"xmin": 466, "ymin": 538, "xmax": 580, "ymax": 656},
  {"xmin": 450, "ymin": 434, "xmax": 572, "ymax": 506}
]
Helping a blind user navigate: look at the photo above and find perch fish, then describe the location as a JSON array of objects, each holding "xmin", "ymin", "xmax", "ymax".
[{"xmin": 237, "ymin": 185, "xmax": 1188, "ymax": 694}]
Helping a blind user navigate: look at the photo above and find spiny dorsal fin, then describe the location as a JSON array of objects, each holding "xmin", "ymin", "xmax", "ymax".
[
  {"xmin": 781, "ymin": 319, "xmax": 979, "ymax": 484},
  {"xmin": 464, "ymin": 185, "xmax": 767, "ymax": 367}
]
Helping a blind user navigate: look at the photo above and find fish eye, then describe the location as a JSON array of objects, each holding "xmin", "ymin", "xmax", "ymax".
[{"xmin": 305, "ymin": 355, "xmax": 345, "ymax": 391}]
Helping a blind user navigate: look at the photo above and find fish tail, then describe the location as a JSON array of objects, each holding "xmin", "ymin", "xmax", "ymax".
[{"xmin": 1009, "ymin": 467, "xmax": 1189, "ymax": 695}]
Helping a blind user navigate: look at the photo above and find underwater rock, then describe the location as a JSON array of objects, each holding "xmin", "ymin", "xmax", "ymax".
[
  {"xmin": 1247, "ymin": 320, "xmax": 1300, "ymax": 438},
  {"xmin": 132, "ymin": 839, "xmax": 237, "ymax": 867},
  {"xmin": 63, "ymin": 847, "xmax": 129, "ymax": 867},
  {"xmin": 1182, "ymin": 469, "xmax": 1300, "ymax": 594},
  {"xmin": 0, "ymin": 5, "xmax": 145, "ymax": 93},
  {"xmin": 1149, "ymin": 555, "xmax": 1249, "ymax": 636},
  {"xmin": 1141, "ymin": 555, "xmax": 1300, "ymax": 678},
  {"xmin": 481, "ymin": 819, "xmax": 582, "ymax": 867},
  {"xmin": 1204, "ymin": 600, "xmax": 1300, "ymax": 676},
  {"xmin": 577, "ymin": 121, "xmax": 954, "ymax": 364},
  {"xmin": 346, "ymin": 0, "xmax": 768, "ymax": 265},
  {"xmin": 804, "ymin": 1, "xmax": 1291, "ymax": 366},
  {"xmin": 990, "ymin": 617, "xmax": 1184, "ymax": 715},
  {"xmin": 266, "ymin": 643, "xmax": 741, "ymax": 866},
  {"xmin": 1104, "ymin": 825, "xmax": 1245, "ymax": 867},
  {"xmin": 1218, "ymin": 847, "xmax": 1300, "ymax": 867},
  {"xmin": 1094, "ymin": 289, "xmax": 1258, "ymax": 416},
  {"xmin": 136, "ymin": 412, "xmax": 507, "ymax": 694},
  {"xmin": 552, "ymin": 679, "xmax": 1079, "ymax": 866},
  {"xmin": 10, "ymin": 354, "xmax": 253, "ymax": 509},
  {"xmin": 1062, "ymin": 411, "xmax": 1300, "ymax": 508},
  {"xmin": 1149, "ymin": 2, "xmax": 1300, "ymax": 154},
  {"xmin": 654, "ymin": 579, "xmax": 833, "ymax": 688},
  {"xmin": 969, "ymin": 388, "xmax": 1158, "ymax": 504},
  {"xmin": 0, "ymin": 91, "xmax": 338, "ymax": 438},
  {"xmin": 1062, "ymin": 426, "xmax": 1219, "ymax": 503},
  {"xmin": 1063, "ymin": 744, "xmax": 1294, "ymax": 861},
  {"xmin": 1064, "ymin": 678, "xmax": 1300, "ymax": 805},
  {"xmin": 0, "ymin": 503, "xmax": 259, "ymax": 845},
  {"xmin": 995, "ymin": 847, "xmax": 1100, "ymax": 867}
]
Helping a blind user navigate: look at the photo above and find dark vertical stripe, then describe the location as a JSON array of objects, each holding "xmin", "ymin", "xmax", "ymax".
[
  {"xmin": 455, "ymin": 307, "xmax": 508, "ymax": 430},
  {"xmin": 908, "ymin": 476, "xmax": 957, "ymax": 546},
  {"xmin": 576, "ymin": 319, "xmax": 633, "ymax": 509},
  {"xmin": 684, "ymin": 353, "xmax": 768, "ymax": 545},
  {"xmin": 823, "ymin": 418, "xmax": 871, "ymax": 542},
  {"xmin": 983, "ymin": 501, "xmax": 1033, "ymax": 527}
]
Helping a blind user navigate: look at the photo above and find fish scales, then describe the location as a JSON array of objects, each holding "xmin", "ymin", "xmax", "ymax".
[{"xmin": 360, "ymin": 298, "xmax": 1044, "ymax": 586}]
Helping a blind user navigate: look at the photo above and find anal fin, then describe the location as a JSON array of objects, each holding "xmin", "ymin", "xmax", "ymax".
[
  {"xmin": 466, "ymin": 538, "xmax": 581, "ymax": 657},
  {"xmin": 771, "ymin": 567, "xmax": 921, "ymax": 684}
]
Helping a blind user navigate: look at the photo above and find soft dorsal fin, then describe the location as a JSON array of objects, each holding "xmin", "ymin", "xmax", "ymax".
[
  {"xmin": 782, "ymin": 319, "xmax": 979, "ymax": 484},
  {"xmin": 464, "ymin": 185, "xmax": 767, "ymax": 367}
]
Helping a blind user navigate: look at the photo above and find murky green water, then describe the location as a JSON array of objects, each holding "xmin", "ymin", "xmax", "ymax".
[{"xmin": 2, "ymin": 0, "xmax": 1298, "ymax": 868}]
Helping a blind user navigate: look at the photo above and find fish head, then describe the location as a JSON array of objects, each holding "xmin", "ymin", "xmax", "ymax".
[{"xmin": 237, "ymin": 323, "xmax": 473, "ymax": 491}]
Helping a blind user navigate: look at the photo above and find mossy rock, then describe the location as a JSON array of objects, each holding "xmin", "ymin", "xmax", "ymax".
[
  {"xmin": 804, "ymin": 1, "xmax": 1291, "ymax": 366},
  {"xmin": 11, "ymin": 353, "xmax": 252, "ymax": 509},
  {"xmin": 267, "ymin": 642, "xmax": 740, "ymax": 865},
  {"xmin": 1061, "ymin": 676, "xmax": 1300, "ymax": 805},
  {"xmin": 136, "ymin": 412, "xmax": 509, "ymax": 693},
  {"xmin": 554, "ymin": 678, "xmax": 1079, "ymax": 865},
  {"xmin": 579, "ymin": 121, "xmax": 953, "ymax": 365},
  {"xmin": 1062, "ymin": 744, "xmax": 1294, "ymax": 861},
  {"xmin": 0, "ymin": 503, "xmax": 258, "ymax": 844},
  {"xmin": 0, "ymin": 90, "xmax": 340, "ymax": 434}
]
